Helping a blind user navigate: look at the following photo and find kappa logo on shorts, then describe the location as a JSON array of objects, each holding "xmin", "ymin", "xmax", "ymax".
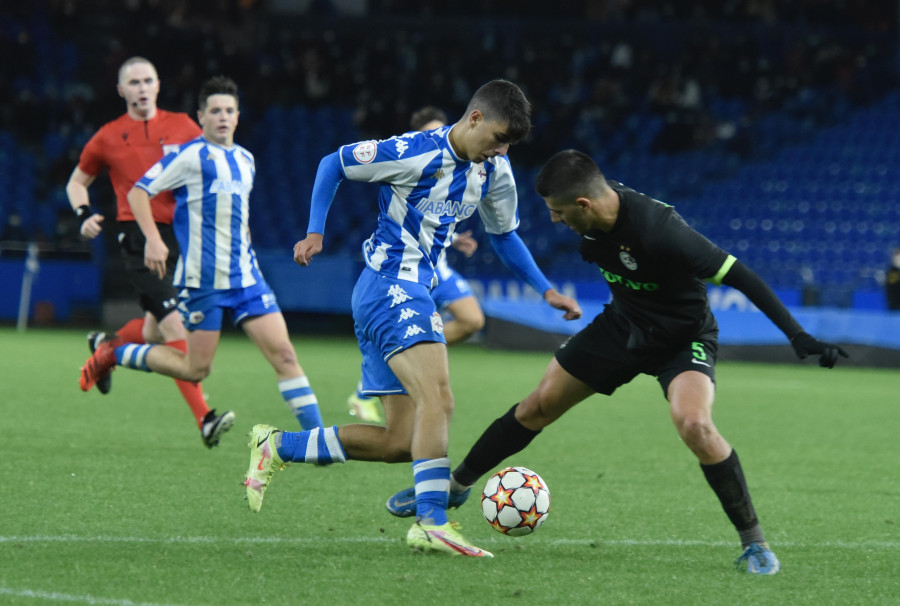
[
  {"xmin": 387, "ymin": 284, "xmax": 413, "ymax": 307},
  {"xmin": 397, "ymin": 308, "xmax": 420, "ymax": 322},
  {"xmin": 262, "ymin": 293, "xmax": 277, "ymax": 309},
  {"xmin": 162, "ymin": 298, "xmax": 177, "ymax": 309},
  {"xmin": 403, "ymin": 325, "xmax": 426, "ymax": 339}
]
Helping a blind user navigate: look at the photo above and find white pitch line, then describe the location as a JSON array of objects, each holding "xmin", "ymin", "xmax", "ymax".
[
  {"xmin": 1, "ymin": 534, "xmax": 898, "ymax": 549},
  {"xmin": 0, "ymin": 587, "xmax": 183, "ymax": 606}
]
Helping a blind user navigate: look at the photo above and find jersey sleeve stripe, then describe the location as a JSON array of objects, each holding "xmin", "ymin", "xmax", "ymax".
[{"xmin": 707, "ymin": 254, "xmax": 737, "ymax": 285}]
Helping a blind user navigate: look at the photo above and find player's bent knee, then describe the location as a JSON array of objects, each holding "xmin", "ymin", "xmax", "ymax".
[
  {"xmin": 182, "ymin": 364, "xmax": 211, "ymax": 382},
  {"xmin": 675, "ymin": 416, "xmax": 717, "ymax": 445},
  {"xmin": 514, "ymin": 397, "xmax": 553, "ymax": 430}
]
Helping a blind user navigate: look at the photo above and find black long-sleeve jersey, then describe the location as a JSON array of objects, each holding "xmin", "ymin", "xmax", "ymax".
[{"xmin": 579, "ymin": 182, "xmax": 734, "ymax": 352}]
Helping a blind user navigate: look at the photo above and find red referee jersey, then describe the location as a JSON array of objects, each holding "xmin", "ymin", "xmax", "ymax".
[{"xmin": 78, "ymin": 109, "xmax": 202, "ymax": 224}]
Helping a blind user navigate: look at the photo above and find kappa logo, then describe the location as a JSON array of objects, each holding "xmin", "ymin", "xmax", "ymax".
[
  {"xmin": 262, "ymin": 293, "xmax": 277, "ymax": 309},
  {"xmin": 403, "ymin": 325, "xmax": 426, "ymax": 339},
  {"xmin": 387, "ymin": 284, "xmax": 413, "ymax": 307},
  {"xmin": 397, "ymin": 307, "xmax": 420, "ymax": 322},
  {"xmin": 395, "ymin": 139, "xmax": 409, "ymax": 157},
  {"xmin": 353, "ymin": 141, "xmax": 377, "ymax": 164},
  {"xmin": 162, "ymin": 298, "xmax": 177, "ymax": 310}
]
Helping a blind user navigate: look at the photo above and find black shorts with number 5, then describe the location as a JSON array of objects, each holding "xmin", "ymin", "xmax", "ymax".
[
  {"xmin": 554, "ymin": 310, "xmax": 718, "ymax": 397},
  {"xmin": 117, "ymin": 221, "xmax": 180, "ymax": 322}
]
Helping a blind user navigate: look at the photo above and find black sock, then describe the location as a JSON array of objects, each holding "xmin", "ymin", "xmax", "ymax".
[
  {"xmin": 700, "ymin": 449, "xmax": 765, "ymax": 546},
  {"xmin": 452, "ymin": 404, "xmax": 540, "ymax": 487}
]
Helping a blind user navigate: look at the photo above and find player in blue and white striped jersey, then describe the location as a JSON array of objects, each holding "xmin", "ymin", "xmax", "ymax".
[
  {"xmin": 243, "ymin": 80, "xmax": 582, "ymax": 556},
  {"xmin": 345, "ymin": 107, "xmax": 485, "ymax": 423},
  {"xmin": 80, "ymin": 76, "xmax": 326, "ymax": 438}
]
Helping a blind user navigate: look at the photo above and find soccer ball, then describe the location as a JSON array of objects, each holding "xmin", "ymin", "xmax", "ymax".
[{"xmin": 481, "ymin": 466, "xmax": 550, "ymax": 536}]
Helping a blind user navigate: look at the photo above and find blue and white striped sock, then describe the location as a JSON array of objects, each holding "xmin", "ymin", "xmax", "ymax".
[
  {"xmin": 279, "ymin": 376, "xmax": 324, "ymax": 430},
  {"xmin": 413, "ymin": 457, "xmax": 450, "ymax": 525},
  {"xmin": 114, "ymin": 344, "xmax": 153, "ymax": 372},
  {"xmin": 277, "ymin": 426, "xmax": 347, "ymax": 465}
]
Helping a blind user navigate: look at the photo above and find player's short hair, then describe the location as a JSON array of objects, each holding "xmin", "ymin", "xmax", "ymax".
[
  {"xmin": 465, "ymin": 79, "xmax": 532, "ymax": 143},
  {"xmin": 410, "ymin": 106, "xmax": 448, "ymax": 131},
  {"xmin": 118, "ymin": 56, "xmax": 157, "ymax": 83},
  {"xmin": 535, "ymin": 149, "xmax": 608, "ymax": 201},
  {"xmin": 198, "ymin": 76, "xmax": 239, "ymax": 110}
]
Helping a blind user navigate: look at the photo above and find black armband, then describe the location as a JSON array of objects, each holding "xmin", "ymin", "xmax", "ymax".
[{"xmin": 75, "ymin": 204, "xmax": 91, "ymax": 224}]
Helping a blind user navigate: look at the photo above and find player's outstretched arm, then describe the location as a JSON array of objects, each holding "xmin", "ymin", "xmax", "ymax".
[
  {"xmin": 789, "ymin": 332, "xmax": 849, "ymax": 368},
  {"xmin": 487, "ymin": 231, "xmax": 582, "ymax": 321},
  {"xmin": 295, "ymin": 153, "xmax": 344, "ymax": 267},
  {"xmin": 719, "ymin": 257, "xmax": 848, "ymax": 368},
  {"xmin": 293, "ymin": 233, "xmax": 323, "ymax": 266},
  {"xmin": 544, "ymin": 289, "xmax": 582, "ymax": 320}
]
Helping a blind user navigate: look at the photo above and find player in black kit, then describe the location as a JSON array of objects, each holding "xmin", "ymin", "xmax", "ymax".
[{"xmin": 386, "ymin": 149, "xmax": 848, "ymax": 574}]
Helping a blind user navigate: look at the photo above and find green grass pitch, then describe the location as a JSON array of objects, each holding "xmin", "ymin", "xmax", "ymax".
[{"xmin": 1, "ymin": 326, "xmax": 898, "ymax": 605}]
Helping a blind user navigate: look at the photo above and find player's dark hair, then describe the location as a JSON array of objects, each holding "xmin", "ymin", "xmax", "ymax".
[
  {"xmin": 410, "ymin": 106, "xmax": 448, "ymax": 131},
  {"xmin": 198, "ymin": 76, "xmax": 239, "ymax": 110},
  {"xmin": 535, "ymin": 149, "xmax": 607, "ymax": 200},
  {"xmin": 466, "ymin": 79, "xmax": 532, "ymax": 143}
]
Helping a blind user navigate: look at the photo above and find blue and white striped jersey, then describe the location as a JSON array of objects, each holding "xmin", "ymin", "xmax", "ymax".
[
  {"xmin": 337, "ymin": 125, "xmax": 520, "ymax": 288},
  {"xmin": 136, "ymin": 136, "xmax": 263, "ymax": 290}
]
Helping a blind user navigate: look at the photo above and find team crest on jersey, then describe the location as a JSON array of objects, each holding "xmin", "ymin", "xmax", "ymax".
[
  {"xmin": 188, "ymin": 311, "xmax": 205, "ymax": 325},
  {"xmin": 474, "ymin": 163, "xmax": 487, "ymax": 183},
  {"xmin": 430, "ymin": 312, "xmax": 444, "ymax": 334},
  {"xmin": 353, "ymin": 141, "xmax": 377, "ymax": 164},
  {"xmin": 162, "ymin": 144, "xmax": 179, "ymax": 156},
  {"xmin": 145, "ymin": 162, "xmax": 163, "ymax": 179},
  {"xmin": 619, "ymin": 250, "xmax": 638, "ymax": 271}
]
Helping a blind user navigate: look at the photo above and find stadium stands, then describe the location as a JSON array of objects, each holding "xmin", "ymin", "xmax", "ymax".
[{"xmin": 1, "ymin": 1, "xmax": 897, "ymax": 311}]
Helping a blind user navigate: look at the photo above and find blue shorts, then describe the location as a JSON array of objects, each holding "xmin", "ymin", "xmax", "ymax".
[
  {"xmin": 431, "ymin": 265, "xmax": 476, "ymax": 309},
  {"xmin": 351, "ymin": 268, "xmax": 446, "ymax": 396},
  {"xmin": 177, "ymin": 279, "xmax": 280, "ymax": 331}
]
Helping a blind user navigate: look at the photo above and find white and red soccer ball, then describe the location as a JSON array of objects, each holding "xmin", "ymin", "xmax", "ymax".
[{"xmin": 481, "ymin": 466, "xmax": 550, "ymax": 536}]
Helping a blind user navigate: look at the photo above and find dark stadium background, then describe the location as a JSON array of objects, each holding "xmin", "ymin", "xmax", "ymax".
[{"xmin": 1, "ymin": 0, "xmax": 898, "ymax": 363}]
